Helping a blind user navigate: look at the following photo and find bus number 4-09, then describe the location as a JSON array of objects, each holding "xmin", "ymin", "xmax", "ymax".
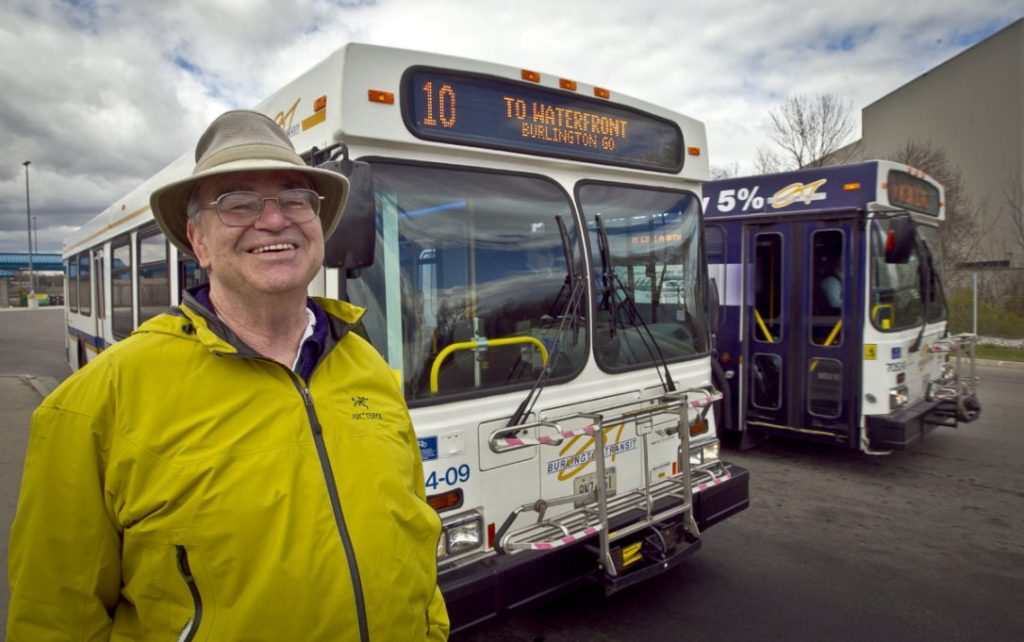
[{"xmin": 426, "ymin": 464, "xmax": 471, "ymax": 490}]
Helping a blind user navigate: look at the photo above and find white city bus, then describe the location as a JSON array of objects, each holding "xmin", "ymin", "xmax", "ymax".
[{"xmin": 63, "ymin": 43, "xmax": 749, "ymax": 631}]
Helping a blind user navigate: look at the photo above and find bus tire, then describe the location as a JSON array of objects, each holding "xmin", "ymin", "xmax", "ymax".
[
  {"xmin": 710, "ymin": 358, "xmax": 733, "ymax": 434},
  {"xmin": 77, "ymin": 339, "xmax": 88, "ymax": 369}
]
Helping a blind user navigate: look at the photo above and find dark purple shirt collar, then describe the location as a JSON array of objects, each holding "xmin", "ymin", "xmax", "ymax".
[{"xmin": 189, "ymin": 283, "xmax": 328, "ymax": 382}]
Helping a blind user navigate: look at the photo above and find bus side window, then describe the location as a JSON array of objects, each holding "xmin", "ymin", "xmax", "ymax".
[
  {"xmin": 137, "ymin": 227, "xmax": 170, "ymax": 325},
  {"xmin": 810, "ymin": 230, "xmax": 844, "ymax": 347},
  {"xmin": 111, "ymin": 236, "xmax": 133, "ymax": 340},
  {"xmin": 705, "ymin": 224, "xmax": 726, "ymax": 327},
  {"xmin": 67, "ymin": 258, "xmax": 79, "ymax": 313},
  {"xmin": 752, "ymin": 234, "xmax": 782, "ymax": 343}
]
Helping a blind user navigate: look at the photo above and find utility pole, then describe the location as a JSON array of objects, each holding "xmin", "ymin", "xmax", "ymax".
[{"xmin": 23, "ymin": 161, "xmax": 36, "ymax": 308}]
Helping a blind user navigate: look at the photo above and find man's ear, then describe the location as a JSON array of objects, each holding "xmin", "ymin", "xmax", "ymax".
[{"xmin": 186, "ymin": 219, "xmax": 211, "ymax": 269}]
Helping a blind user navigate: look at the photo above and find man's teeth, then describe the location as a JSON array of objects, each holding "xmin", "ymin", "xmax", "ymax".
[{"xmin": 251, "ymin": 243, "xmax": 296, "ymax": 254}]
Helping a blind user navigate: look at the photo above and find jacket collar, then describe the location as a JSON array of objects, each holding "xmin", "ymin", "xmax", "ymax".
[{"xmin": 138, "ymin": 290, "xmax": 365, "ymax": 360}]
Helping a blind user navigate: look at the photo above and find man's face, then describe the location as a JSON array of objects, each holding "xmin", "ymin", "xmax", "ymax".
[{"xmin": 186, "ymin": 170, "xmax": 325, "ymax": 300}]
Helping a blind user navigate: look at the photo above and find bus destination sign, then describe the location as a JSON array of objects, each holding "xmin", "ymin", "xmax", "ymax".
[
  {"xmin": 887, "ymin": 170, "xmax": 940, "ymax": 217},
  {"xmin": 402, "ymin": 68, "xmax": 684, "ymax": 173}
]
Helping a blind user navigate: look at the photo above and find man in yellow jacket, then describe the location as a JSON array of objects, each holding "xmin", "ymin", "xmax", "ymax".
[{"xmin": 7, "ymin": 110, "xmax": 449, "ymax": 641}]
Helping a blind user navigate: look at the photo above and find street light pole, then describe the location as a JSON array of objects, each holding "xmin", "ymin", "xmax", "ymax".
[{"xmin": 23, "ymin": 161, "xmax": 36, "ymax": 307}]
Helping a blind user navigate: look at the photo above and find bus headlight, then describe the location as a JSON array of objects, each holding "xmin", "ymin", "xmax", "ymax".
[
  {"xmin": 438, "ymin": 510, "xmax": 484, "ymax": 559},
  {"xmin": 702, "ymin": 441, "xmax": 720, "ymax": 463},
  {"xmin": 889, "ymin": 385, "xmax": 909, "ymax": 410},
  {"xmin": 688, "ymin": 440, "xmax": 720, "ymax": 465}
]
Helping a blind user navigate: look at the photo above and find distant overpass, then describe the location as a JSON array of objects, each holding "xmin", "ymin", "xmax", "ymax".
[{"xmin": 0, "ymin": 253, "xmax": 63, "ymax": 273}]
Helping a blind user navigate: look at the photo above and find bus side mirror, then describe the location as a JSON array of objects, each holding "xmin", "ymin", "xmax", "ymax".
[
  {"xmin": 884, "ymin": 217, "xmax": 917, "ymax": 264},
  {"xmin": 318, "ymin": 156, "xmax": 376, "ymax": 275}
]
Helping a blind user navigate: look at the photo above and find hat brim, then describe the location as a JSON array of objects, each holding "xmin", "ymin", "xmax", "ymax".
[{"xmin": 150, "ymin": 158, "xmax": 350, "ymax": 259}]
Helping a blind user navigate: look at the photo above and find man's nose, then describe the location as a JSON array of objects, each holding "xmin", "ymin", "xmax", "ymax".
[{"xmin": 254, "ymin": 198, "xmax": 290, "ymax": 230}]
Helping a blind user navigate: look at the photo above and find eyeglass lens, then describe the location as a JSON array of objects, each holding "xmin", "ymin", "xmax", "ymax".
[{"xmin": 213, "ymin": 189, "xmax": 321, "ymax": 226}]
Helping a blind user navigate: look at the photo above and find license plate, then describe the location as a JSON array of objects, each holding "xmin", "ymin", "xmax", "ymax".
[{"xmin": 573, "ymin": 467, "xmax": 616, "ymax": 507}]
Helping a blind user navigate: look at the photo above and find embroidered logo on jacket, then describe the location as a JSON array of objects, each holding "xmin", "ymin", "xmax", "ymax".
[{"xmin": 351, "ymin": 396, "xmax": 382, "ymax": 420}]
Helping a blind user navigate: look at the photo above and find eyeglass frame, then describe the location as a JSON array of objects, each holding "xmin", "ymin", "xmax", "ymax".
[{"xmin": 203, "ymin": 188, "xmax": 325, "ymax": 227}]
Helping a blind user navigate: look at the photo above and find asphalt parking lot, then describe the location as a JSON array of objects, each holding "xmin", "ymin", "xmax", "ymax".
[{"xmin": 2, "ymin": 307, "xmax": 1022, "ymax": 640}]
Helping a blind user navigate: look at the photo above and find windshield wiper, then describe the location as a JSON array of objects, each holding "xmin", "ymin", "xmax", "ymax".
[
  {"xmin": 507, "ymin": 215, "xmax": 586, "ymax": 427},
  {"xmin": 595, "ymin": 214, "xmax": 676, "ymax": 393}
]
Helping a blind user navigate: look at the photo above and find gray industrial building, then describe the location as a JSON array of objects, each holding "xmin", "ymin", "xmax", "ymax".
[{"xmin": 852, "ymin": 18, "xmax": 1023, "ymax": 272}]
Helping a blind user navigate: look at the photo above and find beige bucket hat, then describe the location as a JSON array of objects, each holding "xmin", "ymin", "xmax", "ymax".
[{"xmin": 150, "ymin": 109, "xmax": 349, "ymax": 257}]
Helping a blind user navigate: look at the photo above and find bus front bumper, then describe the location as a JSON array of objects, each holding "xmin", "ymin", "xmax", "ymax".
[
  {"xmin": 438, "ymin": 462, "xmax": 749, "ymax": 634},
  {"xmin": 865, "ymin": 396, "xmax": 979, "ymax": 450}
]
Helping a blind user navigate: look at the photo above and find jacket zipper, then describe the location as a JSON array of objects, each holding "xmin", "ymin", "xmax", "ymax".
[
  {"xmin": 175, "ymin": 545, "xmax": 203, "ymax": 642},
  {"xmin": 297, "ymin": 381, "xmax": 370, "ymax": 642}
]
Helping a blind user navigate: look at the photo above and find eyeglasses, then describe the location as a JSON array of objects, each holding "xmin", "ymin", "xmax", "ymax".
[{"xmin": 206, "ymin": 188, "xmax": 323, "ymax": 227}]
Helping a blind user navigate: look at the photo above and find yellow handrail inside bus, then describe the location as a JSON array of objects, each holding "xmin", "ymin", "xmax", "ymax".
[
  {"xmin": 430, "ymin": 336, "xmax": 550, "ymax": 393},
  {"xmin": 872, "ymin": 303, "xmax": 894, "ymax": 330},
  {"xmin": 808, "ymin": 320, "xmax": 845, "ymax": 374},
  {"xmin": 823, "ymin": 319, "xmax": 843, "ymax": 347},
  {"xmin": 753, "ymin": 308, "xmax": 775, "ymax": 343}
]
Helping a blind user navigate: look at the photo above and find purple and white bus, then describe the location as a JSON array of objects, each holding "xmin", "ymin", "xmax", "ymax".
[{"xmin": 703, "ymin": 160, "xmax": 980, "ymax": 453}]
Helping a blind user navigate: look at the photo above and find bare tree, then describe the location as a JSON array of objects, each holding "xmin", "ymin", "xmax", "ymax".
[
  {"xmin": 1005, "ymin": 164, "xmax": 1024, "ymax": 254},
  {"xmin": 766, "ymin": 93, "xmax": 857, "ymax": 169},
  {"xmin": 710, "ymin": 162, "xmax": 741, "ymax": 180},
  {"xmin": 752, "ymin": 147, "xmax": 783, "ymax": 174}
]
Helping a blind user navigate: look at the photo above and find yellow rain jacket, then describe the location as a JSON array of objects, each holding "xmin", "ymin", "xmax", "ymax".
[{"xmin": 7, "ymin": 297, "xmax": 448, "ymax": 641}]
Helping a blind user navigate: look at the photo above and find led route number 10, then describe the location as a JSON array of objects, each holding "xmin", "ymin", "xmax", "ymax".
[{"xmin": 422, "ymin": 81, "xmax": 457, "ymax": 129}]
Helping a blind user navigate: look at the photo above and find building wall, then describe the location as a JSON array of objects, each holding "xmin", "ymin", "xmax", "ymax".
[{"xmin": 859, "ymin": 19, "xmax": 1023, "ymax": 267}]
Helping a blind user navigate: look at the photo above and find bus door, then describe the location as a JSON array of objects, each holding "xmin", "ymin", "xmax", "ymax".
[{"xmin": 742, "ymin": 218, "xmax": 860, "ymax": 446}]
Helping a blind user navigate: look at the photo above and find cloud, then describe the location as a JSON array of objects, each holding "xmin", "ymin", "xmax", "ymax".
[{"xmin": 0, "ymin": 0, "xmax": 1020, "ymax": 252}]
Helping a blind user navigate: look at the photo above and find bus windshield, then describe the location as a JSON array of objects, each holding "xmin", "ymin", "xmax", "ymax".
[
  {"xmin": 579, "ymin": 182, "xmax": 708, "ymax": 370},
  {"xmin": 869, "ymin": 217, "xmax": 946, "ymax": 332},
  {"xmin": 351, "ymin": 161, "xmax": 587, "ymax": 403}
]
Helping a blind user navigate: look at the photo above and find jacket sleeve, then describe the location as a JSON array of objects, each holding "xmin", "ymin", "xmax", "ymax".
[
  {"xmin": 6, "ymin": 399, "xmax": 122, "ymax": 641},
  {"xmin": 426, "ymin": 584, "xmax": 450, "ymax": 641}
]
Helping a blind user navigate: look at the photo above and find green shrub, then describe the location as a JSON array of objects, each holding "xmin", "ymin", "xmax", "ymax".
[
  {"xmin": 946, "ymin": 290, "xmax": 1024, "ymax": 339},
  {"xmin": 976, "ymin": 344, "xmax": 1024, "ymax": 362}
]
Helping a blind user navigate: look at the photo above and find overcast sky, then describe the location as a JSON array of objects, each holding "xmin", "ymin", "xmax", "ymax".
[{"xmin": 1, "ymin": 0, "xmax": 1021, "ymax": 254}]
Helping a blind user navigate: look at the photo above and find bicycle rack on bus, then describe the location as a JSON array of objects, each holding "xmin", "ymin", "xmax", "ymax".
[
  {"xmin": 927, "ymin": 333, "xmax": 981, "ymax": 423},
  {"xmin": 489, "ymin": 387, "xmax": 729, "ymax": 582}
]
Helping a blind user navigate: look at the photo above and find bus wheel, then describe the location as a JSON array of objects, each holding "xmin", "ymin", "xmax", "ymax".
[
  {"xmin": 77, "ymin": 340, "xmax": 88, "ymax": 369},
  {"xmin": 710, "ymin": 358, "xmax": 733, "ymax": 434}
]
